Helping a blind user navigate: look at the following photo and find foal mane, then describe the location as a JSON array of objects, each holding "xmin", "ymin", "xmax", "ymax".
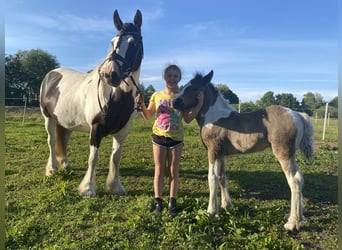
[
  {"xmin": 191, "ymin": 72, "xmax": 209, "ymax": 86},
  {"xmin": 192, "ymin": 73, "xmax": 235, "ymax": 111}
]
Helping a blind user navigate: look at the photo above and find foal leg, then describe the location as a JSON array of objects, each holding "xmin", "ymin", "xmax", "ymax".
[
  {"xmin": 207, "ymin": 153, "xmax": 222, "ymax": 216},
  {"xmin": 55, "ymin": 125, "xmax": 72, "ymax": 170},
  {"xmin": 278, "ymin": 157, "xmax": 304, "ymax": 231},
  {"xmin": 218, "ymin": 157, "xmax": 233, "ymax": 210},
  {"xmin": 105, "ymin": 122, "xmax": 130, "ymax": 196},
  {"xmin": 44, "ymin": 117, "xmax": 58, "ymax": 176}
]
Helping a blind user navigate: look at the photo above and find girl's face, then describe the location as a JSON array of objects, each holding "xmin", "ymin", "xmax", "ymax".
[{"xmin": 164, "ymin": 69, "xmax": 181, "ymax": 86}]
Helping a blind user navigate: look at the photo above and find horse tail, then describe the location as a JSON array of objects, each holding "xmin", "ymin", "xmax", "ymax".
[{"xmin": 298, "ymin": 112, "xmax": 314, "ymax": 161}]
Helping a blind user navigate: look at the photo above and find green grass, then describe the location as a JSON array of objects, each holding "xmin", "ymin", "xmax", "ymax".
[{"xmin": 5, "ymin": 112, "xmax": 338, "ymax": 249}]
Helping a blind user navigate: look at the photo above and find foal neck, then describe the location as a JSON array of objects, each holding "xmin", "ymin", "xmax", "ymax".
[{"xmin": 198, "ymin": 84, "xmax": 236, "ymax": 126}]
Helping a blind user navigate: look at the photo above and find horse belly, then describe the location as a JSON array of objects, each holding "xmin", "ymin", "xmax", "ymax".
[
  {"xmin": 201, "ymin": 125, "xmax": 268, "ymax": 156},
  {"xmin": 227, "ymin": 131, "xmax": 268, "ymax": 154}
]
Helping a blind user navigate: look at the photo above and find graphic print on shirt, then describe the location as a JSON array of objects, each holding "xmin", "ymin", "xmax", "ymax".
[{"xmin": 156, "ymin": 99, "xmax": 181, "ymax": 131}]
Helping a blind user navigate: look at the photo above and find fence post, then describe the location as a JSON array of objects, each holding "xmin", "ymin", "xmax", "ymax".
[
  {"xmin": 322, "ymin": 103, "xmax": 329, "ymax": 140},
  {"xmin": 22, "ymin": 96, "xmax": 27, "ymax": 125}
]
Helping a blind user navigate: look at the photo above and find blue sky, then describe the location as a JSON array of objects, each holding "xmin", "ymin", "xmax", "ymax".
[{"xmin": 5, "ymin": 0, "xmax": 338, "ymax": 102}]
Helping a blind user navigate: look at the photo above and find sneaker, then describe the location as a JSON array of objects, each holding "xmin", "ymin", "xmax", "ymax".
[
  {"xmin": 153, "ymin": 198, "xmax": 163, "ymax": 214},
  {"xmin": 168, "ymin": 197, "xmax": 177, "ymax": 217}
]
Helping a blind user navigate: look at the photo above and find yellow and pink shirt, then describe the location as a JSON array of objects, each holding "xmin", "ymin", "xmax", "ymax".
[{"xmin": 150, "ymin": 91, "xmax": 184, "ymax": 141}]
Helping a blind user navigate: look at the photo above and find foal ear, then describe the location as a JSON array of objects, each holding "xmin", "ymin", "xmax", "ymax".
[
  {"xmin": 113, "ymin": 10, "xmax": 123, "ymax": 30},
  {"xmin": 203, "ymin": 70, "xmax": 214, "ymax": 84},
  {"xmin": 134, "ymin": 10, "xmax": 142, "ymax": 29}
]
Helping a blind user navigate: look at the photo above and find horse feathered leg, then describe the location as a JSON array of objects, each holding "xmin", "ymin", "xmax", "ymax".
[
  {"xmin": 44, "ymin": 117, "xmax": 58, "ymax": 176},
  {"xmin": 78, "ymin": 125, "xmax": 101, "ymax": 197},
  {"xmin": 105, "ymin": 121, "xmax": 130, "ymax": 195},
  {"xmin": 55, "ymin": 124, "xmax": 72, "ymax": 170},
  {"xmin": 278, "ymin": 157, "xmax": 304, "ymax": 231},
  {"xmin": 78, "ymin": 145, "xmax": 99, "ymax": 197}
]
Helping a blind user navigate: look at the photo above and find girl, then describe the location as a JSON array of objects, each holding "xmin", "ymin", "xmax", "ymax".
[{"xmin": 136, "ymin": 64, "xmax": 203, "ymax": 216}]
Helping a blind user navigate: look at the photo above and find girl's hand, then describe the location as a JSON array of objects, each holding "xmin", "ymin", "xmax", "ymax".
[{"xmin": 135, "ymin": 93, "xmax": 144, "ymax": 106}]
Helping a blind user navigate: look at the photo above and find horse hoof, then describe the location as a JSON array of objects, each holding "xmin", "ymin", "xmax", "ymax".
[
  {"xmin": 45, "ymin": 168, "xmax": 57, "ymax": 177},
  {"xmin": 284, "ymin": 222, "xmax": 300, "ymax": 232},
  {"xmin": 60, "ymin": 162, "xmax": 72, "ymax": 171},
  {"xmin": 106, "ymin": 188, "xmax": 127, "ymax": 196},
  {"xmin": 78, "ymin": 189, "xmax": 96, "ymax": 197},
  {"xmin": 207, "ymin": 212, "xmax": 219, "ymax": 220},
  {"xmin": 105, "ymin": 182, "xmax": 127, "ymax": 196}
]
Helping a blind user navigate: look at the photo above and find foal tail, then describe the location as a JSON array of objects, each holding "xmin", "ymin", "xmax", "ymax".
[{"xmin": 298, "ymin": 112, "xmax": 314, "ymax": 161}]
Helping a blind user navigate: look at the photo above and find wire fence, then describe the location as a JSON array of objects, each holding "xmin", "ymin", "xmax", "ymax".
[
  {"xmin": 5, "ymin": 98, "xmax": 335, "ymax": 140},
  {"xmin": 5, "ymin": 98, "xmax": 40, "ymax": 124}
]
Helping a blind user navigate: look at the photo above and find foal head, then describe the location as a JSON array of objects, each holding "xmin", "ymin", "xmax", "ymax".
[
  {"xmin": 99, "ymin": 9, "xmax": 143, "ymax": 86},
  {"xmin": 174, "ymin": 70, "xmax": 214, "ymax": 111}
]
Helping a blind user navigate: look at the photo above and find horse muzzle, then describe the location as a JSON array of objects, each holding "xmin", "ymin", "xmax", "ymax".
[
  {"xmin": 173, "ymin": 98, "xmax": 185, "ymax": 110},
  {"xmin": 109, "ymin": 71, "xmax": 123, "ymax": 86}
]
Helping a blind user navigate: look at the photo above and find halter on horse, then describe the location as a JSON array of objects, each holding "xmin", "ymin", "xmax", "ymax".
[
  {"xmin": 174, "ymin": 70, "xmax": 313, "ymax": 231},
  {"xmin": 40, "ymin": 10, "xmax": 143, "ymax": 197}
]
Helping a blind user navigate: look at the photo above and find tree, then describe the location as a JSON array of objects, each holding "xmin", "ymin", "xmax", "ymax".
[
  {"xmin": 275, "ymin": 93, "xmax": 300, "ymax": 111},
  {"xmin": 216, "ymin": 84, "xmax": 239, "ymax": 104},
  {"xmin": 240, "ymin": 101, "xmax": 257, "ymax": 112},
  {"xmin": 301, "ymin": 92, "xmax": 316, "ymax": 116},
  {"xmin": 314, "ymin": 93, "xmax": 324, "ymax": 108},
  {"xmin": 5, "ymin": 54, "xmax": 30, "ymax": 105},
  {"xmin": 5, "ymin": 49, "xmax": 59, "ymax": 106},
  {"xmin": 329, "ymin": 96, "xmax": 338, "ymax": 108},
  {"xmin": 256, "ymin": 91, "xmax": 276, "ymax": 107},
  {"xmin": 143, "ymin": 84, "xmax": 155, "ymax": 106}
]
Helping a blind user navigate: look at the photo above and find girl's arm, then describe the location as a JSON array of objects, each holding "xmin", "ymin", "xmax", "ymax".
[
  {"xmin": 182, "ymin": 91, "xmax": 204, "ymax": 124},
  {"xmin": 136, "ymin": 93, "xmax": 155, "ymax": 120}
]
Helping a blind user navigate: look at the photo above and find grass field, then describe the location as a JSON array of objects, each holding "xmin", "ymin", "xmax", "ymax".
[{"xmin": 5, "ymin": 110, "xmax": 338, "ymax": 249}]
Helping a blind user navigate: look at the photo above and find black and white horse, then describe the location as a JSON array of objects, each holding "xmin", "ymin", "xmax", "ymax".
[
  {"xmin": 174, "ymin": 70, "xmax": 314, "ymax": 231},
  {"xmin": 39, "ymin": 10, "xmax": 143, "ymax": 197}
]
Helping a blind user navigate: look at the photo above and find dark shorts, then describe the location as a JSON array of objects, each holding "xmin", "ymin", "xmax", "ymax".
[{"xmin": 152, "ymin": 134, "xmax": 183, "ymax": 149}]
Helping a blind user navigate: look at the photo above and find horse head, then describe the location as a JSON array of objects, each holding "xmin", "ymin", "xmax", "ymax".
[
  {"xmin": 99, "ymin": 9, "xmax": 143, "ymax": 87},
  {"xmin": 174, "ymin": 70, "xmax": 214, "ymax": 110}
]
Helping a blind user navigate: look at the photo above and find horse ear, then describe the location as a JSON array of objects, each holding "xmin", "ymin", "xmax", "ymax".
[
  {"xmin": 203, "ymin": 70, "xmax": 214, "ymax": 84},
  {"xmin": 113, "ymin": 10, "xmax": 123, "ymax": 30},
  {"xmin": 134, "ymin": 10, "xmax": 142, "ymax": 28}
]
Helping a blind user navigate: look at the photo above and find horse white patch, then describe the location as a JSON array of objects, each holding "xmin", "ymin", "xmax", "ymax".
[{"xmin": 203, "ymin": 96, "xmax": 235, "ymax": 125}]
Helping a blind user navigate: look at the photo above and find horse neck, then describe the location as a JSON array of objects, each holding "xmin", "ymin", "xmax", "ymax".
[{"xmin": 196, "ymin": 83, "xmax": 236, "ymax": 127}]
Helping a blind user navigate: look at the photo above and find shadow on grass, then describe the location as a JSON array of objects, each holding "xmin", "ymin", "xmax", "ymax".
[
  {"xmin": 66, "ymin": 163, "xmax": 337, "ymax": 205},
  {"xmin": 180, "ymin": 169, "xmax": 337, "ymax": 205}
]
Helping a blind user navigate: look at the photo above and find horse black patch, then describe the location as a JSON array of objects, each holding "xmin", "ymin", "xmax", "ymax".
[{"xmin": 91, "ymin": 88, "xmax": 135, "ymax": 147}]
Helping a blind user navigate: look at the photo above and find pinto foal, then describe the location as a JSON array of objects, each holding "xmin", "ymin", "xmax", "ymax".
[{"xmin": 174, "ymin": 70, "xmax": 313, "ymax": 231}]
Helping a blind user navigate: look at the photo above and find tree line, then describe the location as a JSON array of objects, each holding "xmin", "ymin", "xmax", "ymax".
[{"xmin": 5, "ymin": 49, "xmax": 338, "ymax": 118}]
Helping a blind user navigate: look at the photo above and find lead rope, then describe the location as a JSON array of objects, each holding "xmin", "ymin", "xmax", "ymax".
[{"xmin": 121, "ymin": 73, "xmax": 143, "ymax": 111}]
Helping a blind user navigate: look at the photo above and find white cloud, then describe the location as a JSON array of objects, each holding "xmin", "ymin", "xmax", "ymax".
[{"xmin": 23, "ymin": 13, "xmax": 112, "ymax": 33}]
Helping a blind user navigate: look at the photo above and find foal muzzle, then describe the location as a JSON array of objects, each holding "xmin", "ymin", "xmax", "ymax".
[{"xmin": 173, "ymin": 98, "xmax": 185, "ymax": 110}]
